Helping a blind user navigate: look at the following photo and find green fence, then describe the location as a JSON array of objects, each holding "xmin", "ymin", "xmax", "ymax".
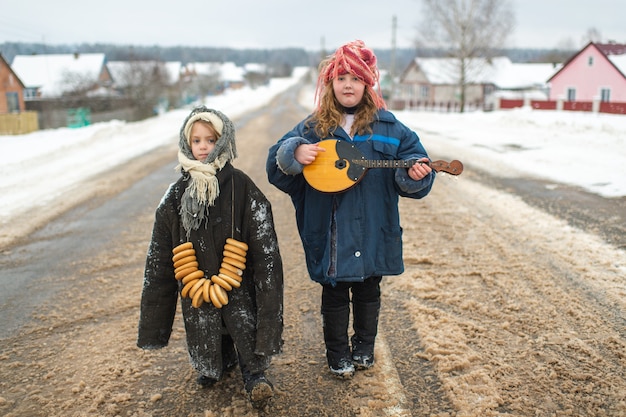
[{"xmin": 67, "ymin": 107, "xmax": 91, "ymax": 128}]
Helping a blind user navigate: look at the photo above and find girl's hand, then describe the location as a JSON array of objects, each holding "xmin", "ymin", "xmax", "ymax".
[
  {"xmin": 408, "ymin": 158, "xmax": 432, "ymax": 180},
  {"xmin": 295, "ymin": 143, "xmax": 325, "ymax": 165}
]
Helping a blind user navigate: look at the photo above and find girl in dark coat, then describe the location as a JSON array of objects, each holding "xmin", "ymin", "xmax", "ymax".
[
  {"xmin": 138, "ymin": 106, "xmax": 283, "ymax": 409},
  {"xmin": 266, "ymin": 40, "xmax": 434, "ymax": 379}
]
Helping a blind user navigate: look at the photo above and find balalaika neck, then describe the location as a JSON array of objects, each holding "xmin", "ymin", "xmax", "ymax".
[{"xmin": 352, "ymin": 159, "xmax": 425, "ymax": 169}]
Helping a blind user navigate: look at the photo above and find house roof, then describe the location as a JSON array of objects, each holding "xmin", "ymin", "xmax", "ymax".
[
  {"xmin": 547, "ymin": 42, "xmax": 626, "ymax": 83},
  {"xmin": 492, "ymin": 61, "xmax": 561, "ymax": 89},
  {"xmin": 185, "ymin": 62, "xmax": 221, "ymax": 76},
  {"xmin": 0, "ymin": 53, "xmax": 26, "ymax": 89},
  {"xmin": 219, "ymin": 62, "xmax": 244, "ymax": 82},
  {"xmin": 107, "ymin": 60, "xmax": 182, "ymax": 87},
  {"xmin": 164, "ymin": 62, "xmax": 182, "ymax": 84},
  {"xmin": 10, "ymin": 53, "xmax": 106, "ymax": 97},
  {"xmin": 596, "ymin": 43, "xmax": 626, "ymax": 56},
  {"xmin": 409, "ymin": 56, "xmax": 559, "ymax": 89},
  {"xmin": 184, "ymin": 62, "xmax": 244, "ymax": 82},
  {"xmin": 243, "ymin": 63, "xmax": 266, "ymax": 74},
  {"xmin": 608, "ymin": 55, "xmax": 626, "ymax": 77}
]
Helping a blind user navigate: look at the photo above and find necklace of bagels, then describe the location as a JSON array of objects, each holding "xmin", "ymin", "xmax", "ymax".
[{"xmin": 171, "ymin": 239, "xmax": 248, "ymax": 308}]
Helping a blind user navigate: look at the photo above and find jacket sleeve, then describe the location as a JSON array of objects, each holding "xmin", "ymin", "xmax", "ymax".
[
  {"xmin": 266, "ymin": 121, "xmax": 312, "ymax": 196},
  {"xmin": 275, "ymin": 136, "xmax": 310, "ymax": 175},
  {"xmin": 395, "ymin": 167, "xmax": 435, "ymax": 197},
  {"xmin": 137, "ymin": 187, "xmax": 179, "ymax": 349},
  {"xmin": 244, "ymin": 184, "xmax": 284, "ymax": 356},
  {"xmin": 393, "ymin": 123, "xmax": 435, "ymax": 198}
]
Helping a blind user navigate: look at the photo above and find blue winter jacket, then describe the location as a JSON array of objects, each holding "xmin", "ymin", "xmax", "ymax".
[{"xmin": 266, "ymin": 109, "xmax": 435, "ymax": 285}]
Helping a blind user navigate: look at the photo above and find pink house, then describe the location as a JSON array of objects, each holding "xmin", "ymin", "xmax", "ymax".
[{"xmin": 548, "ymin": 42, "xmax": 626, "ymax": 102}]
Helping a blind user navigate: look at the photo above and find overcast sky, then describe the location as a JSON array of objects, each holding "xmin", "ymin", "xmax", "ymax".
[{"xmin": 1, "ymin": 0, "xmax": 625, "ymax": 51}]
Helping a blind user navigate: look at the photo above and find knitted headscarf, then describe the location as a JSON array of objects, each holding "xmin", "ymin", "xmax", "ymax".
[
  {"xmin": 316, "ymin": 40, "xmax": 386, "ymax": 110},
  {"xmin": 176, "ymin": 105, "xmax": 237, "ymax": 236}
]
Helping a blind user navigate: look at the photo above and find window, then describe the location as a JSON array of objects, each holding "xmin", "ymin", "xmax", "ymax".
[
  {"xmin": 588, "ymin": 56, "xmax": 594, "ymax": 66},
  {"xmin": 419, "ymin": 85, "xmax": 429, "ymax": 99},
  {"xmin": 6, "ymin": 92, "xmax": 19, "ymax": 112},
  {"xmin": 600, "ymin": 88, "xmax": 610, "ymax": 102},
  {"xmin": 24, "ymin": 88, "xmax": 37, "ymax": 99},
  {"xmin": 566, "ymin": 88, "xmax": 576, "ymax": 101}
]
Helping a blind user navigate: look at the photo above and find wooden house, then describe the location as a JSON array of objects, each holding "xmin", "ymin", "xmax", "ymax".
[{"xmin": 396, "ymin": 56, "xmax": 558, "ymax": 111}]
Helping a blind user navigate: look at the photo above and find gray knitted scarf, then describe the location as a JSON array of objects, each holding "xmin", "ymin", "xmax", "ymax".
[{"xmin": 175, "ymin": 106, "xmax": 237, "ymax": 238}]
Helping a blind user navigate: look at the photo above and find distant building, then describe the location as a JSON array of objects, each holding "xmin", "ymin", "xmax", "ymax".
[
  {"xmin": 0, "ymin": 53, "xmax": 26, "ymax": 113},
  {"xmin": 243, "ymin": 63, "xmax": 269, "ymax": 88},
  {"xmin": 218, "ymin": 62, "xmax": 246, "ymax": 89},
  {"xmin": 181, "ymin": 61, "xmax": 246, "ymax": 102},
  {"xmin": 9, "ymin": 53, "xmax": 140, "ymax": 129},
  {"xmin": 547, "ymin": 42, "xmax": 626, "ymax": 102},
  {"xmin": 396, "ymin": 56, "xmax": 559, "ymax": 111},
  {"xmin": 108, "ymin": 60, "xmax": 184, "ymax": 110},
  {"xmin": 11, "ymin": 53, "xmax": 112, "ymax": 98}
]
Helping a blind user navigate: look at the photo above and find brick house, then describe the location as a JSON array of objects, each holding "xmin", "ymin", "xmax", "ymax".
[{"xmin": 0, "ymin": 53, "xmax": 26, "ymax": 113}]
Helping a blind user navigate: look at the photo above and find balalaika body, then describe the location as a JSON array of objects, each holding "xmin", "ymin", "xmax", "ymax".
[{"xmin": 302, "ymin": 139, "xmax": 463, "ymax": 193}]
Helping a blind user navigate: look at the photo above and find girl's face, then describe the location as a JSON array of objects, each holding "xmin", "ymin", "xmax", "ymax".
[
  {"xmin": 190, "ymin": 121, "xmax": 217, "ymax": 161},
  {"xmin": 332, "ymin": 73, "xmax": 365, "ymax": 108}
]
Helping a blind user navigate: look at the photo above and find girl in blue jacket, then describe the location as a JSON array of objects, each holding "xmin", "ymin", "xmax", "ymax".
[{"xmin": 266, "ymin": 40, "xmax": 435, "ymax": 379}]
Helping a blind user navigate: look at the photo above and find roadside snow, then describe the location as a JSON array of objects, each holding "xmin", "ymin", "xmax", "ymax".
[{"xmin": 1, "ymin": 69, "xmax": 625, "ymax": 228}]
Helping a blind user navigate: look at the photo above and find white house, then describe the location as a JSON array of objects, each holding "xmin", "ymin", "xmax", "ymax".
[
  {"xmin": 11, "ymin": 53, "xmax": 111, "ymax": 99},
  {"xmin": 396, "ymin": 56, "xmax": 559, "ymax": 110}
]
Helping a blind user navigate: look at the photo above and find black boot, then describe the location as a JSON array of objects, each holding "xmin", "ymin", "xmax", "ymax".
[
  {"xmin": 322, "ymin": 304, "xmax": 355, "ymax": 379},
  {"xmin": 196, "ymin": 374, "xmax": 218, "ymax": 388},
  {"xmin": 241, "ymin": 363, "xmax": 274, "ymax": 409},
  {"xmin": 351, "ymin": 299, "xmax": 380, "ymax": 370},
  {"xmin": 244, "ymin": 372, "xmax": 274, "ymax": 409}
]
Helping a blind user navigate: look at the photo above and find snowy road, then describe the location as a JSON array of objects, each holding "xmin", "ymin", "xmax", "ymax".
[{"xmin": 1, "ymin": 84, "xmax": 625, "ymax": 416}]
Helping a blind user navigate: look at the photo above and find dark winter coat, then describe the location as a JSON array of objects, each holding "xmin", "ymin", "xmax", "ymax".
[
  {"xmin": 266, "ymin": 109, "xmax": 434, "ymax": 286},
  {"xmin": 138, "ymin": 162, "xmax": 283, "ymax": 379}
]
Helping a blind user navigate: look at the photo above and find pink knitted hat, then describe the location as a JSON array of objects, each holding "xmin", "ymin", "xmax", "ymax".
[{"xmin": 316, "ymin": 40, "xmax": 386, "ymax": 109}]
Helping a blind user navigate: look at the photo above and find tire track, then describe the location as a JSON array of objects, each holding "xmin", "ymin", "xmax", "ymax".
[{"xmin": 2, "ymin": 83, "xmax": 625, "ymax": 416}]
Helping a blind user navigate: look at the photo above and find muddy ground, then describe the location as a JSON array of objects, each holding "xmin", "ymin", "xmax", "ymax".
[{"xmin": 1, "ymin": 84, "xmax": 625, "ymax": 417}]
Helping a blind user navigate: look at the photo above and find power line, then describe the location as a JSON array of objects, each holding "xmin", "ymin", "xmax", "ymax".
[{"xmin": 0, "ymin": 16, "xmax": 47, "ymax": 43}]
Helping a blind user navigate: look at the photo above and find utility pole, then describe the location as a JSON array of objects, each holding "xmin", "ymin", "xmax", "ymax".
[
  {"xmin": 390, "ymin": 15, "xmax": 397, "ymax": 102},
  {"xmin": 320, "ymin": 36, "xmax": 326, "ymax": 62}
]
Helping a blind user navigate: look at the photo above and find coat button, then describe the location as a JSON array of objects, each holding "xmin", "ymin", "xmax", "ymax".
[{"xmin": 354, "ymin": 251, "xmax": 361, "ymax": 257}]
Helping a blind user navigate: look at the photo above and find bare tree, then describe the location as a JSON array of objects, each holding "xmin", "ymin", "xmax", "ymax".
[
  {"xmin": 417, "ymin": 0, "xmax": 515, "ymax": 112},
  {"xmin": 60, "ymin": 70, "xmax": 101, "ymax": 97},
  {"xmin": 581, "ymin": 27, "xmax": 602, "ymax": 46},
  {"xmin": 114, "ymin": 61, "xmax": 170, "ymax": 119}
]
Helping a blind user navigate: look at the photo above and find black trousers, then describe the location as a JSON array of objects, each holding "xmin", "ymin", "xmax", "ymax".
[{"xmin": 321, "ymin": 276, "xmax": 382, "ymax": 365}]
